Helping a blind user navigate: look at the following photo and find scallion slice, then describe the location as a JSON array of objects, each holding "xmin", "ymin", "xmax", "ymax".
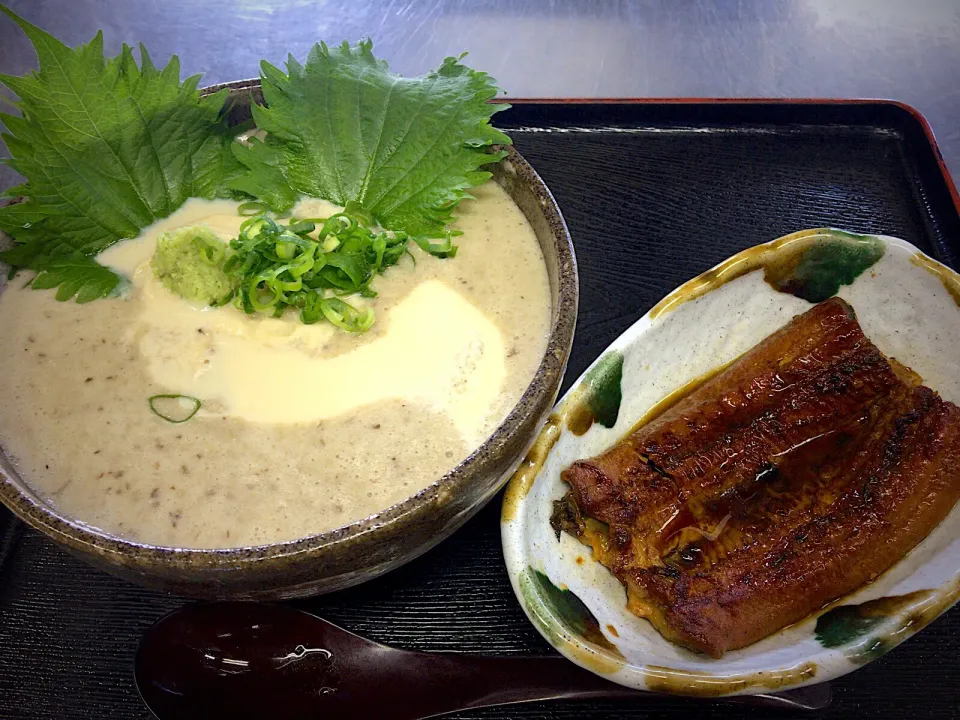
[
  {"xmin": 238, "ymin": 201, "xmax": 268, "ymax": 216},
  {"xmin": 148, "ymin": 394, "xmax": 202, "ymax": 423}
]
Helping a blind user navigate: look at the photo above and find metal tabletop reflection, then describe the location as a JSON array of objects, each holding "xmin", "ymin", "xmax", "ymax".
[{"xmin": 1, "ymin": 0, "xmax": 958, "ymax": 189}]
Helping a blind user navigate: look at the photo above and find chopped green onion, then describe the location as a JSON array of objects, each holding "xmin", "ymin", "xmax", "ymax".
[
  {"xmin": 317, "ymin": 298, "xmax": 374, "ymax": 332},
  {"xmin": 371, "ymin": 234, "xmax": 386, "ymax": 268},
  {"xmin": 413, "ymin": 232, "xmax": 458, "ymax": 258},
  {"xmin": 148, "ymin": 394, "xmax": 202, "ymax": 423},
  {"xmin": 248, "ymin": 277, "xmax": 282, "ymax": 311},
  {"xmin": 275, "ymin": 240, "xmax": 298, "ymax": 261},
  {"xmin": 286, "ymin": 220, "xmax": 316, "ymax": 236},
  {"xmin": 220, "ymin": 204, "xmax": 456, "ymax": 332},
  {"xmin": 238, "ymin": 201, "xmax": 268, "ymax": 216}
]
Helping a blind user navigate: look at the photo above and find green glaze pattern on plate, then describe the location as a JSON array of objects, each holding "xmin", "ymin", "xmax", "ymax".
[
  {"xmin": 766, "ymin": 232, "xmax": 885, "ymax": 301},
  {"xmin": 815, "ymin": 605, "xmax": 888, "ymax": 649},
  {"xmin": 566, "ymin": 350, "xmax": 623, "ymax": 435},
  {"xmin": 519, "ymin": 567, "xmax": 622, "ymax": 656},
  {"xmin": 502, "ymin": 228, "xmax": 960, "ymax": 696}
]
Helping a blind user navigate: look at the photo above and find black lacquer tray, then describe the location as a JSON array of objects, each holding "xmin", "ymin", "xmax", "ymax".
[{"xmin": 2, "ymin": 100, "xmax": 959, "ymax": 719}]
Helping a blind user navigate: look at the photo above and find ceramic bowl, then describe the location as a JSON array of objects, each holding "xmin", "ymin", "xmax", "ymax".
[
  {"xmin": 502, "ymin": 228, "xmax": 960, "ymax": 696},
  {"xmin": 0, "ymin": 80, "xmax": 578, "ymax": 599}
]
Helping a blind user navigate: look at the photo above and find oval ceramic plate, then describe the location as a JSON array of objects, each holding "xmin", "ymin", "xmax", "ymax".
[{"xmin": 501, "ymin": 228, "xmax": 960, "ymax": 697}]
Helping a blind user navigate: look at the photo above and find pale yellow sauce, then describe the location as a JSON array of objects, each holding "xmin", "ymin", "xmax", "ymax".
[
  {"xmin": 99, "ymin": 197, "xmax": 508, "ymax": 442},
  {"xmin": 0, "ymin": 182, "xmax": 551, "ymax": 548}
]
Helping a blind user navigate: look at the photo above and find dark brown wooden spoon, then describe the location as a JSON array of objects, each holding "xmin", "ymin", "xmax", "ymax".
[{"xmin": 135, "ymin": 602, "xmax": 831, "ymax": 719}]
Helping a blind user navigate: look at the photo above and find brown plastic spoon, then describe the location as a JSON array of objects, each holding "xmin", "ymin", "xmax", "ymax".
[{"xmin": 135, "ymin": 602, "xmax": 831, "ymax": 719}]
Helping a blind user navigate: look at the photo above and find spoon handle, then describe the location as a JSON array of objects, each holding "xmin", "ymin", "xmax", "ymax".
[{"xmin": 380, "ymin": 652, "xmax": 830, "ymax": 718}]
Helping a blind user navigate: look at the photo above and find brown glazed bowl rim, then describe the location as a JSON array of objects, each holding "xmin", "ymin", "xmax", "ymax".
[{"xmin": 0, "ymin": 78, "xmax": 578, "ymax": 572}]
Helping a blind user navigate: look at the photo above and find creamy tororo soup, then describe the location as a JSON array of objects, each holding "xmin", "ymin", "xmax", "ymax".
[{"xmin": 0, "ymin": 181, "xmax": 551, "ymax": 548}]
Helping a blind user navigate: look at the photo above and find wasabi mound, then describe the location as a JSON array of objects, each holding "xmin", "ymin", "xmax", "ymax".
[{"xmin": 151, "ymin": 226, "xmax": 236, "ymax": 306}]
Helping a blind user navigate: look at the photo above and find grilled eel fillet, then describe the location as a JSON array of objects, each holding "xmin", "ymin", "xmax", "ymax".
[{"xmin": 556, "ymin": 297, "xmax": 960, "ymax": 657}]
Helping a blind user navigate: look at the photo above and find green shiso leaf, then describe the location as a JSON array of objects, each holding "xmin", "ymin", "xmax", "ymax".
[
  {"xmin": 0, "ymin": 4, "xmax": 244, "ymax": 301},
  {"xmin": 30, "ymin": 253, "xmax": 122, "ymax": 303},
  {"xmin": 230, "ymin": 40, "xmax": 511, "ymax": 237}
]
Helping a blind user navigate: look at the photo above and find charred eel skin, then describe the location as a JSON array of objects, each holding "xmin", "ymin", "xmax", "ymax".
[{"xmin": 558, "ymin": 298, "xmax": 960, "ymax": 657}]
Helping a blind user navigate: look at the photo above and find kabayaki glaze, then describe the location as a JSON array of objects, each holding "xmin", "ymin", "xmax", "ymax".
[{"xmin": 556, "ymin": 298, "xmax": 960, "ymax": 657}]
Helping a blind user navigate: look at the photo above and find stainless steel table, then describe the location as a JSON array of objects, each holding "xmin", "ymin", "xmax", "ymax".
[{"xmin": 1, "ymin": 0, "xmax": 959, "ymax": 190}]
